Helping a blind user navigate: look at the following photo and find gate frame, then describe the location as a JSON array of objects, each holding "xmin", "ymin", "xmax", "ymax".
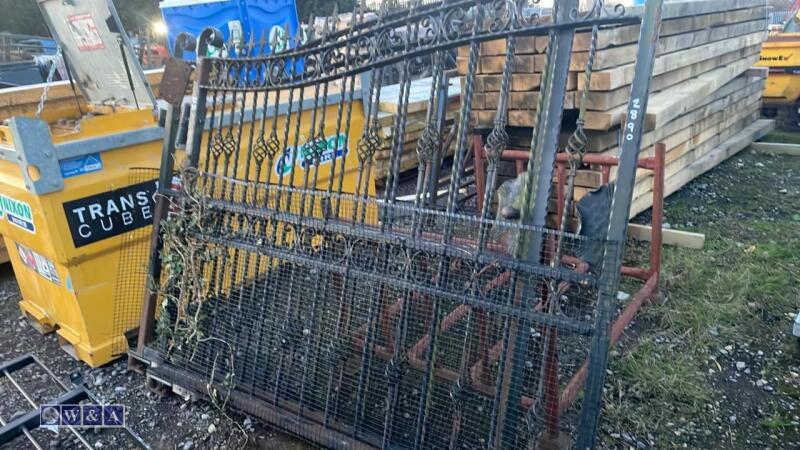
[{"xmin": 131, "ymin": 1, "xmax": 666, "ymax": 448}]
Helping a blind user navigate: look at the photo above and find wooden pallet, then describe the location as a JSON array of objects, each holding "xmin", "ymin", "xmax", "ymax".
[{"xmin": 458, "ymin": 0, "xmax": 772, "ymax": 218}]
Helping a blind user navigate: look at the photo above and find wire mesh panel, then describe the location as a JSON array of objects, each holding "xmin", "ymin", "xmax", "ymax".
[
  {"xmin": 111, "ymin": 168, "xmax": 160, "ymax": 356},
  {"xmin": 138, "ymin": 0, "xmax": 664, "ymax": 448}
]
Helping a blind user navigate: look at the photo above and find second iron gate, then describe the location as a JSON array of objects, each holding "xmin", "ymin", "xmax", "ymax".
[{"xmin": 132, "ymin": 0, "xmax": 665, "ymax": 448}]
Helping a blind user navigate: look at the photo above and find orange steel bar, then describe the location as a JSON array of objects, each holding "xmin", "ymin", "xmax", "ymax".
[
  {"xmin": 601, "ymin": 166, "xmax": 611, "ymax": 184},
  {"xmin": 349, "ymin": 138, "xmax": 665, "ymax": 417},
  {"xmin": 515, "ymin": 159, "xmax": 526, "ymax": 175},
  {"xmin": 558, "ymin": 143, "xmax": 666, "ymax": 412},
  {"xmin": 650, "ymin": 143, "xmax": 666, "ymax": 283},
  {"xmin": 558, "ymin": 273, "xmax": 659, "ymax": 413}
]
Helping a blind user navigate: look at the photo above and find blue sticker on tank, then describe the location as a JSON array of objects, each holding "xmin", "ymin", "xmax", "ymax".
[{"xmin": 60, "ymin": 153, "xmax": 103, "ymax": 178}]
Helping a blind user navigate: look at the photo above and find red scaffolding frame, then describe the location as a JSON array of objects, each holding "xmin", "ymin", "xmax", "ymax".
[{"xmin": 472, "ymin": 135, "xmax": 666, "ymax": 416}]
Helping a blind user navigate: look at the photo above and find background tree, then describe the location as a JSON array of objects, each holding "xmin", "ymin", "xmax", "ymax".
[
  {"xmin": 0, "ymin": 0, "xmax": 48, "ymax": 36},
  {"xmin": 297, "ymin": 0, "xmax": 354, "ymax": 23},
  {"xmin": 0, "ymin": 0, "xmax": 160, "ymax": 37}
]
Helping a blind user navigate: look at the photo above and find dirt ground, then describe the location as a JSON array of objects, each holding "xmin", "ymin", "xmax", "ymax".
[{"xmin": 0, "ymin": 147, "xmax": 797, "ymax": 449}]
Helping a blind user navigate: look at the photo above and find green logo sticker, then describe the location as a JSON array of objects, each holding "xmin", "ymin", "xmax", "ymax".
[{"xmin": 0, "ymin": 194, "xmax": 35, "ymax": 233}]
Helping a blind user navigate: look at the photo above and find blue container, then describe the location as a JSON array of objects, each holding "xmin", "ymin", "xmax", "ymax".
[{"xmin": 160, "ymin": 0, "xmax": 300, "ymax": 57}]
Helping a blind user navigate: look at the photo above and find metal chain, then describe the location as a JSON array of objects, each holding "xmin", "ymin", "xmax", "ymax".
[{"xmin": 36, "ymin": 46, "xmax": 63, "ymax": 119}]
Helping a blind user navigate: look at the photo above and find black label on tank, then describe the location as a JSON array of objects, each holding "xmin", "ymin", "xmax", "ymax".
[{"xmin": 63, "ymin": 180, "xmax": 158, "ymax": 248}]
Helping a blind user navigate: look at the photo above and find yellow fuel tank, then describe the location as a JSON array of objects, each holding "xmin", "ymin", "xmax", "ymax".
[{"xmin": 0, "ymin": 91, "xmax": 370, "ymax": 368}]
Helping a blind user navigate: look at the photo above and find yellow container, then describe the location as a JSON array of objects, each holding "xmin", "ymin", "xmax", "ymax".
[
  {"xmin": 0, "ymin": 100, "xmax": 370, "ymax": 368},
  {"xmin": 0, "ymin": 108, "xmax": 165, "ymax": 367},
  {"xmin": 0, "ymin": 0, "xmax": 373, "ymax": 368}
]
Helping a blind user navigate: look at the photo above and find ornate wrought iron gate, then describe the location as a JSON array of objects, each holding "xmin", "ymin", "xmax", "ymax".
[{"xmin": 134, "ymin": 0, "xmax": 664, "ymax": 448}]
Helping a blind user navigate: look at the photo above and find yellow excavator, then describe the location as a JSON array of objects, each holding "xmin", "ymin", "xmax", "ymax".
[{"xmin": 758, "ymin": 1, "xmax": 800, "ymax": 127}]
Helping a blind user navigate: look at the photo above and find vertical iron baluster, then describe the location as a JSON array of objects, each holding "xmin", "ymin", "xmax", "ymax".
[
  {"xmin": 410, "ymin": 47, "xmax": 444, "ymax": 236},
  {"xmin": 298, "ymin": 11, "xmax": 332, "ymax": 220},
  {"xmin": 326, "ymin": 4, "xmax": 360, "ymax": 218},
  {"xmin": 333, "ymin": 51, "xmax": 362, "ymax": 218},
  {"xmin": 274, "ymin": 27, "xmax": 302, "ymax": 211},
  {"xmin": 225, "ymin": 57, "xmax": 256, "ymax": 370},
  {"xmin": 321, "ymin": 2, "xmax": 366, "ymax": 425},
  {"xmin": 498, "ymin": 0, "xmax": 579, "ymax": 446},
  {"xmin": 412, "ymin": 3, "xmax": 484, "ymax": 448},
  {"xmin": 351, "ymin": 0, "xmax": 393, "ymax": 436},
  {"xmin": 296, "ymin": 9, "xmax": 340, "ymax": 416},
  {"xmin": 476, "ymin": 42, "xmax": 514, "ymax": 250},
  {"xmin": 356, "ymin": 68, "xmax": 384, "ymax": 225},
  {"xmin": 381, "ymin": 62, "xmax": 412, "ymax": 231},
  {"xmin": 271, "ymin": 34, "xmax": 310, "ymax": 405},
  {"xmin": 201, "ymin": 87, "xmax": 219, "ymax": 194},
  {"xmin": 379, "ymin": 1, "xmax": 425, "ymax": 445},
  {"xmin": 484, "ymin": 0, "xmax": 577, "ymax": 445},
  {"xmin": 577, "ymin": 1, "xmax": 663, "ymax": 447},
  {"xmin": 240, "ymin": 30, "xmax": 278, "ymax": 395},
  {"xmin": 178, "ymin": 26, "xmax": 222, "ymax": 380},
  {"xmin": 449, "ymin": 20, "xmax": 517, "ymax": 447},
  {"xmin": 247, "ymin": 31, "xmax": 293, "ymax": 395},
  {"xmin": 236, "ymin": 83, "xmax": 265, "ymax": 394}
]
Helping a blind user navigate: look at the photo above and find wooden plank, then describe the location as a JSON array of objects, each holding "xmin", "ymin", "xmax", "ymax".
[
  {"xmin": 509, "ymin": 110, "xmax": 537, "ymax": 127},
  {"xmin": 606, "ymin": 92, "xmax": 765, "ymax": 188},
  {"xmin": 627, "ymin": 224, "xmax": 706, "ymax": 249},
  {"xmin": 749, "ymin": 142, "xmax": 800, "ymax": 156},
  {"xmin": 378, "ymin": 77, "xmax": 461, "ymax": 114},
  {"xmin": 569, "ymin": 19, "xmax": 766, "ymax": 72},
  {"xmin": 471, "ymin": 110, "xmax": 496, "ymax": 128},
  {"xmin": 476, "ymin": 74, "xmax": 543, "ymax": 93},
  {"xmin": 571, "ymin": 6, "xmax": 766, "ymax": 52},
  {"xmin": 629, "ymin": 107, "xmax": 761, "ymax": 201},
  {"xmin": 643, "ymin": 56, "xmax": 760, "ymax": 130},
  {"xmin": 588, "ymin": 78, "xmax": 765, "ymax": 154},
  {"xmin": 536, "ymin": 1, "xmax": 766, "ymax": 52},
  {"xmin": 481, "ymin": 91, "xmax": 579, "ymax": 116},
  {"xmin": 509, "ymin": 92, "xmax": 538, "ymax": 110},
  {"xmin": 480, "ymin": 36, "xmax": 536, "ymax": 56},
  {"xmin": 661, "ymin": 107, "xmax": 762, "ymax": 181},
  {"xmin": 642, "ymin": 0, "xmax": 766, "ymax": 19},
  {"xmin": 506, "ymin": 93, "xmax": 577, "ymax": 126},
  {"xmin": 630, "ymin": 119, "xmax": 774, "ymax": 217},
  {"xmin": 480, "ymin": 55, "xmax": 536, "ymax": 74},
  {"xmin": 584, "ymin": 58, "xmax": 761, "ymax": 130},
  {"xmin": 0, "ymin": 70, "xmax": 164, "ymax": 121},
  {"xmin": 578, "ymin": 31, "xmax": 766, "ymax": 91},
  {"xmin": 578, "ymin": 48, "xmax": 760, "ymax": 111}
]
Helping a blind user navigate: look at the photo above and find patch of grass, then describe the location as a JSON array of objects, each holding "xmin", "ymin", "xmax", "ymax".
[
  {"xmin": 603, "ymin": 337, "xmax": 712, "ymax": 448},
  {"xmin": 759, "ymin": 411, "xmax": 794, "ymax": 431},
  {"xmin": 601, "ymin": 152, "xmax": 800, "ymax": 447},
  {"xmin": 763, "ymin": 130, "xmax": 800, "ymax": 144},
  {"xmin": 616, "ymin": 339, "xmax": 712, "ymax": 408}
]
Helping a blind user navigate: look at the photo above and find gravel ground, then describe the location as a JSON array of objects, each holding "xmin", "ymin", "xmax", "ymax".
[
  {"xmin": 0, "ymin": 148, "xmax": 797, "ymax": 449},
  {"xmin": 599, "ymin": 149, "xmax": 800, "ymax": 449},
  {"xmin": 0, "ymin": 264, "xmax": 309, "ymax": 450}
]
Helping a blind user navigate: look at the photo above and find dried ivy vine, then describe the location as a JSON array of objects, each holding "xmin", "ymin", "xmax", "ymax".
[{"xmin": 150, "ymin": 167, "xmax": 247, "ymax": 447}]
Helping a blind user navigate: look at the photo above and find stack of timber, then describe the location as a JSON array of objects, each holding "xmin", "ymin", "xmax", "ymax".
[
  {"xmin": 373, "ymin": 76, "xmax": 461, "ymax": 180},
  {"xmin": 459, "ymin": 0, "xmax": 774, "ymax": 217}
]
